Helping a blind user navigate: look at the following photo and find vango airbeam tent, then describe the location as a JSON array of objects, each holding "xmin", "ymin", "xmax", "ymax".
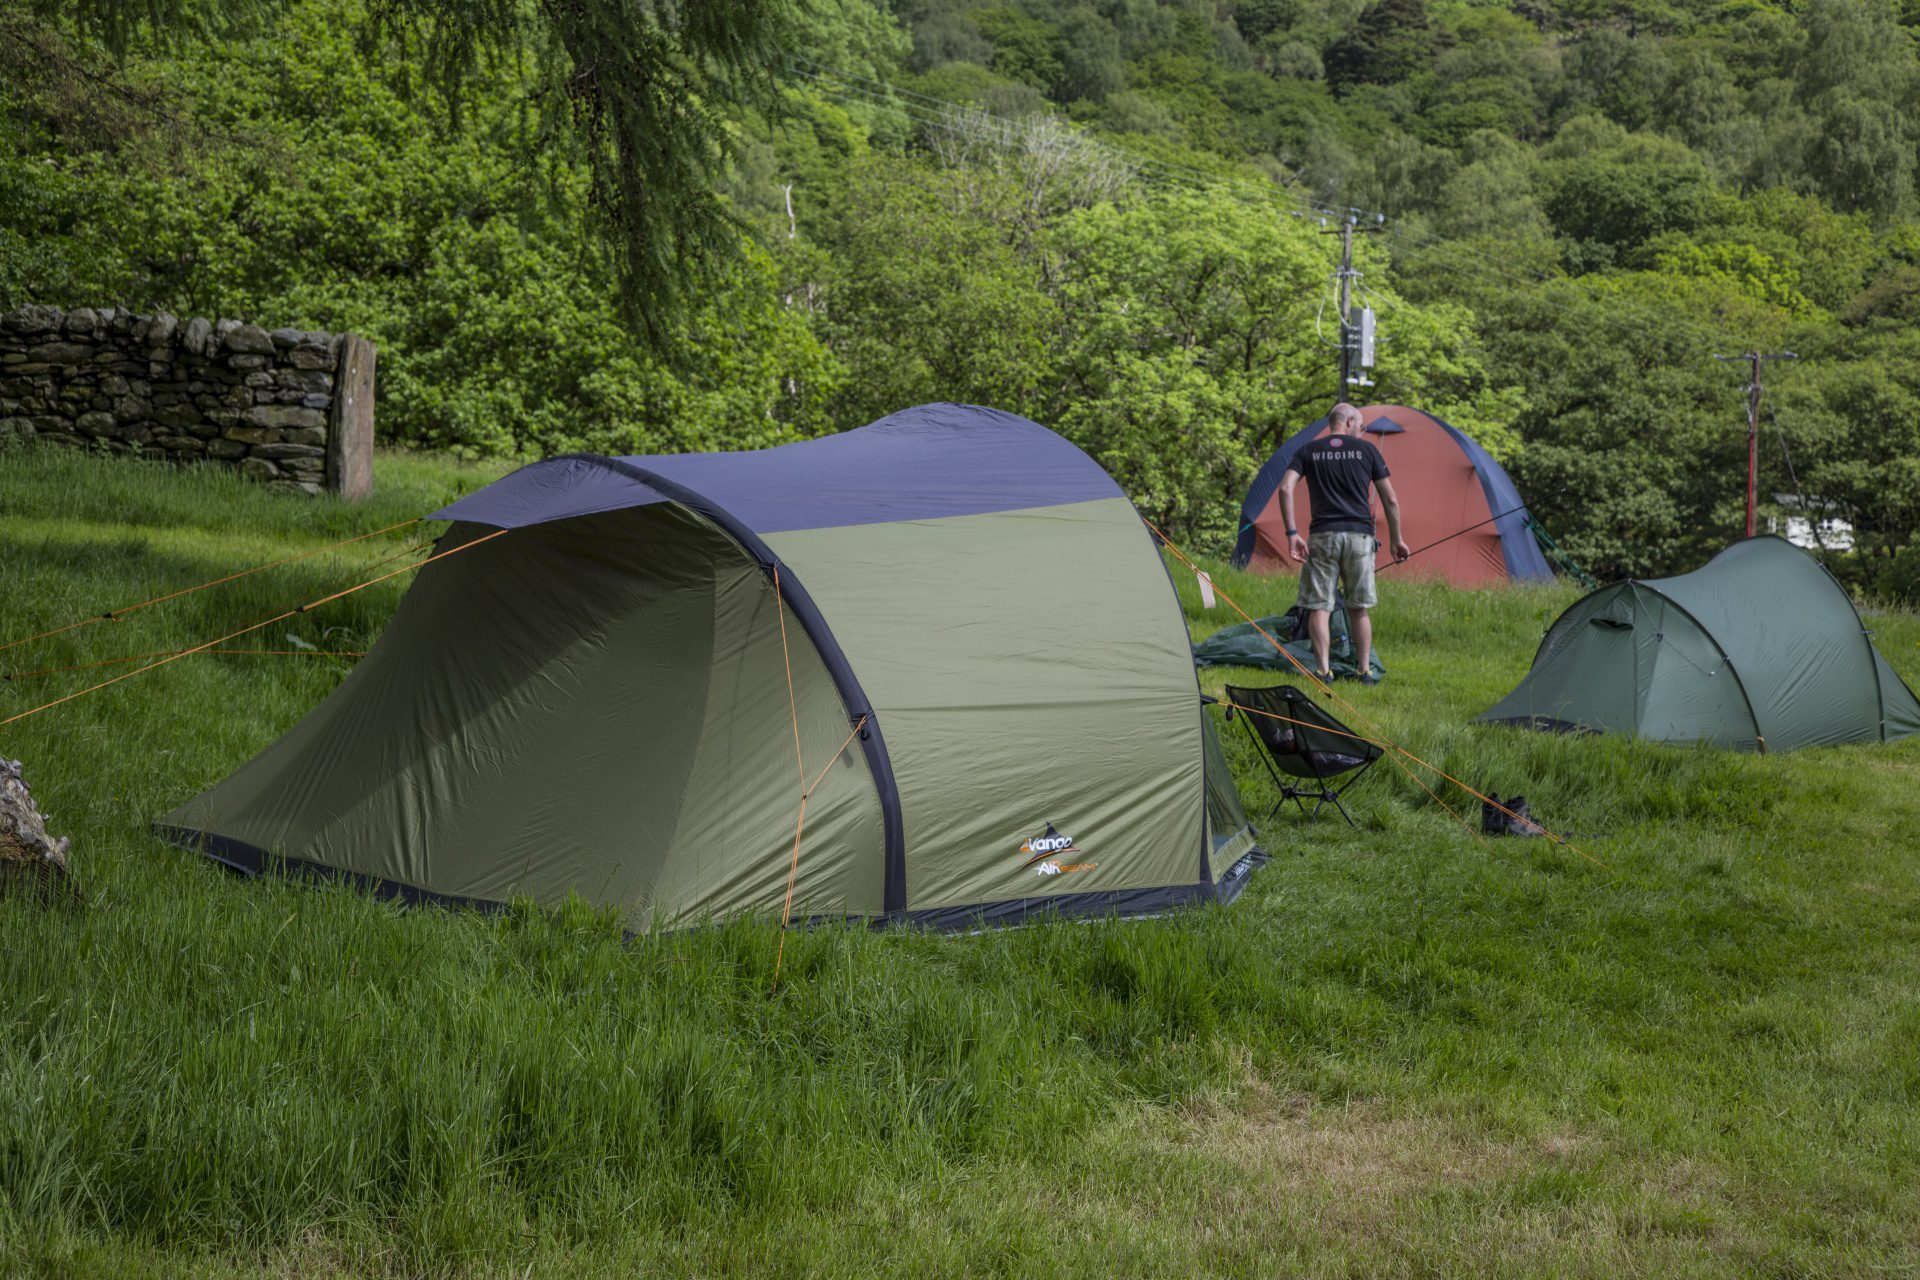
[
  {"xmin": 1480, "ymin": 536, "xmax": 1920, "ymax": 752},
  {"xmin": 162, "ymin": 404, "xmax": 1261, "ymax": 931}
]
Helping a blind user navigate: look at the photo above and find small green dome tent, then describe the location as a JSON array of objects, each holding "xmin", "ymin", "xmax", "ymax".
[{"xmin": 1480, "ymin": 537, "xmax": 1920, "ymax": 752}]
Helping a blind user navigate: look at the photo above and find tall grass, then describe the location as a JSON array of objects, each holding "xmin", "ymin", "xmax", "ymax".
[{"xmin": 3, "ymin": 447, "xmax": 1920, "ymax": 1276}]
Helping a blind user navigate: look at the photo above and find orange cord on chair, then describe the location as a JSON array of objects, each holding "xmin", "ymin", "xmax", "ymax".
[
  {"xmin": 1148, "ymin": 519, "xmax": 1611, "ymax": 872},
  {"xmin": 1160, "ymin": 527, "xmax": 1492, "ymax": 848}
]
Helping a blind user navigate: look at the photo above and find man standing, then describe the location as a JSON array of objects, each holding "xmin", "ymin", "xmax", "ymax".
[{"xmin": 1278, "ymin": 402, "xmax": 1410, "ymax": 684}]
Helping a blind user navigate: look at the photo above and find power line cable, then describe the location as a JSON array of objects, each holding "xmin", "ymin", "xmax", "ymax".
[
  {"xmin": 796, "ymin": 74, "xmax": 1334, "ymax": 252},
  {"xmin": 796, "ymin": 64, "xmax": 1384, "ymax": 341},
  {"xmin": 798, "ymin": 60, "xmax": 1500, "ymax": 248},
  {"xmin": 790, "ymin": 61, "xmax": 1351, "ymax": 220},
  {"xmin": 1767, "ymin": 403, "xmax": 1807, "ymax": 513},
  {"xmin": 793, "ymin": 58, "xmax": 1566, "ymax": 294},
  {"xmin": 1379, "ymin": 223, "xmax": 1561, "ymax": 292},
  {"xmin": 1765, "ymin": 401, "xmax": 1833, "ymax": 553}
]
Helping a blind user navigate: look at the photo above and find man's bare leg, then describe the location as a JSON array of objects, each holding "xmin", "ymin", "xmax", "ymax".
[
  {"xmin": 1307, "ymin": 609, "xmax": 1332, "ymax": 676},
  {"xmin": 1350, "ymin": 607, "xmax": 1372, "ymax": 677}
]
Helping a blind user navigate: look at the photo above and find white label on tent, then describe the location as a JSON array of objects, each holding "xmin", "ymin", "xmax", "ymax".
[{"xmin": 1197, "ymin": 571, "xmax": 1216, "ymax": 609}]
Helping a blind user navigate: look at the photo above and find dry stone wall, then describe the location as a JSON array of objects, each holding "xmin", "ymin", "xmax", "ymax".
[{"xmin": 0, "ymin": 305, "xmax": 375, "ymax": 499}]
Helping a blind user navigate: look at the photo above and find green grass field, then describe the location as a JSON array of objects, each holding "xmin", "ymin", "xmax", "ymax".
[{"xmin": 3, "ymin": 447, "xmax": 1919, "ymax": 1278}]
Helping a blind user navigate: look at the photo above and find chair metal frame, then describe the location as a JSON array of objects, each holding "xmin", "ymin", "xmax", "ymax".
[{"xmin": 1221, "ymin": 684, "xmax": 1382, "ymax": 827}]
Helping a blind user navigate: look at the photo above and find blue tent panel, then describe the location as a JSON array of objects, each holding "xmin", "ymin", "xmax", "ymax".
[
  {"xmin": 432, "ymin": 454, "xmax": 674, "ymax": 530},
  {"xmin": 434, "ymin": 403, "xmax": 1123, "ymax": 535},
  {"xmin": 1424, "ymin": 415, "xmax": 1553, "ymax": 582}
]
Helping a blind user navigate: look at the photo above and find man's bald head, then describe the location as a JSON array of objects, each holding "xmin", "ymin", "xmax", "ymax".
[{"xmin": 1330, "ymin": 402, "xmax": 1364, "ymax": 434}]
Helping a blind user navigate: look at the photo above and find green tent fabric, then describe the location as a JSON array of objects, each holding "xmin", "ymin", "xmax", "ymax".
[
  {"xmin": 1480, "ymin": 536, "xmax": 1920, "ymax": 752},
  {"xmin": 1192, "ymin": 606, "xmax": 1385, "ymax": 681},
  {"xmin": 161, "ymin": 405, "xmax": 1262, "ymax": 932}
]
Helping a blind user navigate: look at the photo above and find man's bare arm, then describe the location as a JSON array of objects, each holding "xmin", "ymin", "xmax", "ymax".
[
  {"xmin": 1377, "ymin": 478, "xmax": 1411, "ymax": 561},
  {"xmin": 1280, "ymin": 472, "xmax": 1307, "ymax": 560}
]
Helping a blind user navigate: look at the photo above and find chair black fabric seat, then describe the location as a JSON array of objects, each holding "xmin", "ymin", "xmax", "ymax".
[
  {"xmin": 1296, "ymin": 748, "xmax": 1370, "ymax": 773},
  {"xmin": 1221, "ymin": 683, "xmax": 1382, "ymax": 826}
]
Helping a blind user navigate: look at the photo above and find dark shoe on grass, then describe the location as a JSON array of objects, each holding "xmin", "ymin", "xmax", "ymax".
[{"xmin": 1355, "ymin": 672, "xmax": 1381, "ymax": 686}]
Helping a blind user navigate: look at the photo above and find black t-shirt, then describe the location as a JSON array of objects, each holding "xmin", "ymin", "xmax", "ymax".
[{"xmin": 1285, "ymin": 434, "xmax": 1389, "ymax": 534}]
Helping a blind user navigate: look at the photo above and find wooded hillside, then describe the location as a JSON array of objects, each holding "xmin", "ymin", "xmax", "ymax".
[{"xmin": 4, "ymin": 0, "xmax": 1918, "ymax": 588}]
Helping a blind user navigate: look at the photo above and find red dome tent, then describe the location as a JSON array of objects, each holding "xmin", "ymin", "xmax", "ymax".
[{"xmin": 1233, "ymin": 404, "xmax": 1552, "ymax": 587}]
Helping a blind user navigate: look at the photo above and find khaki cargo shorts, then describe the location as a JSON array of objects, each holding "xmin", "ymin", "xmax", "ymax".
[{"xmin": 1298, "ymin": 530, "xmax": 1378, "ymax": 612}]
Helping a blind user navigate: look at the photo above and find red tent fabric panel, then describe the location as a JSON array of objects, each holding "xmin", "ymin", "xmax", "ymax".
[{"xmin": 1247, "ymin": 405, "xmax": 1506, "ymax": 588}]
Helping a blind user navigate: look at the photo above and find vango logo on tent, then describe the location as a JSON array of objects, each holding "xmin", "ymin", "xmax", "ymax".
[
  {"xmin": 1018, "ymin": 823, "xmax": 1076, "ymax": 864},
  {"xmin": 1018, "ymin": 823, "xmax": 1094, "ymax": 875}
]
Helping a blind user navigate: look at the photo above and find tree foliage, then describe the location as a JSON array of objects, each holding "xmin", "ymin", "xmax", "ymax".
[
  {"xmin": 5, "ymin": 0, "xmax": 1920, "ymax": 591},
  {"xmin": 31, "ymin": 0, "xmax": 800, "ymax": 346},
  {"xmin": 1323, "ymin": 0, "xmax": 1445, "ymax": 88}
]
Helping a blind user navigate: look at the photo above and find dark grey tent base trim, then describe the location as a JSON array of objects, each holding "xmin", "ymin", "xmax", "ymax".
[
  {"xmin": 158, "ymin": 825, "xmax": 1266, "ymax": 935},
  {"xmin": 893, "ymin": 848, "xmax": 1269, "ymax": 932},
  {"xmin": 155, "ymin": 825, "xmax": 510, "ymax": 918}
]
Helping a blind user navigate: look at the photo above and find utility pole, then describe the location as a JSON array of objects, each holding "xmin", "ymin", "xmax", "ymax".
[
  {"xmin": 1335, "ymin": 219, "xmax": 1357, "ymax": 391},
  {"xmin": 1323, "ymin": 213, "xmax": 1383, "ymax": 394},
  {"xmin": 1712, "ymin": 351, "xmax": 1798, "ymax": 538}
]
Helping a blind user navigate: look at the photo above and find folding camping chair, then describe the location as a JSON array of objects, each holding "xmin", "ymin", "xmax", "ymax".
[{"xmin": 1221, "ymin": 683, "xmax": 1383, "ymax": 826}]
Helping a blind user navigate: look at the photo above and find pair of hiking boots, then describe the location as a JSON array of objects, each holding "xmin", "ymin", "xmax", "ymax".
[
  {"xmin": 1481, "ymin": 793, "xmax": 1546, "ymax": 837},
  {"xmin": 1279, "ymin": 605, "xmax": 1381, "ymax": 687},
  {"xmin": 1309, "ymin": 669, "xmax": 1381, "ymax": 687}
]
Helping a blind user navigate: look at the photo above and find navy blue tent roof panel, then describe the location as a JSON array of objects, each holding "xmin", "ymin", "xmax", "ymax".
[
  {"xmin": 432, "ymin": 454, "xmax": 674, "ymax": 530},
  {"xmin": 1425, "ymin": 416, "xmax": 1554, "ymax": 582},
  {"xmin": 433, "ymin": 404, "xmax": 1124, "ymax": 534}
]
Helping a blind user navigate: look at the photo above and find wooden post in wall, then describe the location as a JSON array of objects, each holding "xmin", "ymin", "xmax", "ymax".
[{"xmin": 327, "ymin": 334, "xmax": 376, "ymax": 501}]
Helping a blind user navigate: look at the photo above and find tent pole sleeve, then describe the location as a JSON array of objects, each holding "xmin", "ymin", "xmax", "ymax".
[
  {"xmin": 1643, "ymin": 583, "xmax": 1768, "ymax": 751},
  {"xmin": 560, "ymin": 454, "xmax": 910, "ymax": 916}
]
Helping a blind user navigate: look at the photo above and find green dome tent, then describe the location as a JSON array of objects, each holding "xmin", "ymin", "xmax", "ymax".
[
  {"xmin": 1480, "ymin": 536, "xmax": 1920, "ymax": 752},
  {"xmin": 162, "ymin": 405, "xmax": 1261, "ymax": 932}
]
